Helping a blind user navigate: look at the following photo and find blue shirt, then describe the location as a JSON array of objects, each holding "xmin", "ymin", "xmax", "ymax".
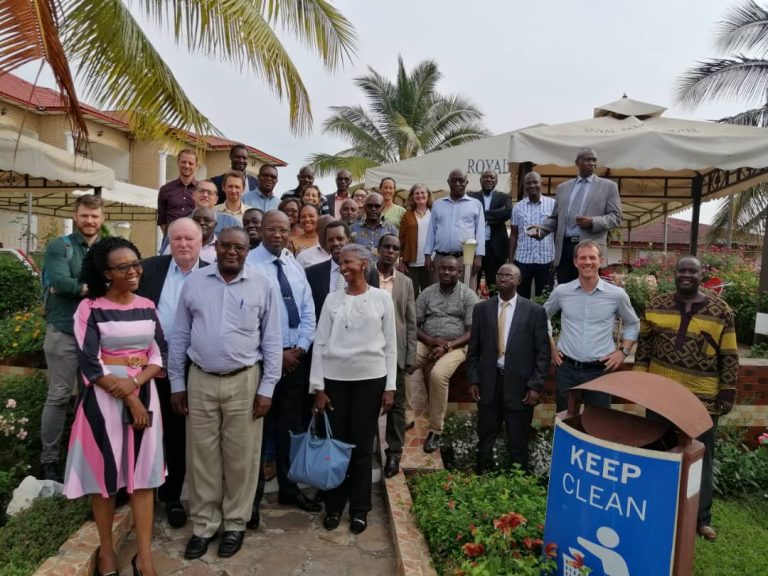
[
  {"xmin": 156, "ymin": 259, "xmax": 201, "ymax": 337},
  {"xmin": 351, "ymin": 221, "xmax": 398, "ymax": 264},
  {"xmin": 246, "ymin": 244, "xmax": 316, "ymax": 351},
  {"xmin": 425, "ymin": 194, "xmax": 486, "ymax": 256},
  {"xmin": 544, "ymin": 278, "xmax": 639, "ymax": 362},
  {"xmin": 168, "ymin": 265, "xmax": 283, "ymax": 396},
  {"xmin": 215, "ymin": 212, "xmax": 241, "ymax": 235},
  {"xmin": 565, "ymin": 175, "xmax": 594, "ymax": 237},
  {"xmin": 242, "ymin": 186, "xmax": 281, "ymax": 212},
  {"xmin": 512, "ymin": 196, "xmax": 556, "ymax": 264}
]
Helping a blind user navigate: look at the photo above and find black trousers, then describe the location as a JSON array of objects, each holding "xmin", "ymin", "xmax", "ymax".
[
  {"xmin": 255, "ymin": 358, "xmax": 308, "ymax": 504},
  {"xmin": 556, "ymin": 237, "xmax": 579, "ymax": 284},
  {"xmin": 407, "ymin": 265, "xmax": 432, "ymax": 298},
  {"xmin": 481, "ymin": 243, "xmax": 506, "ymax": 289},
  {"xmin": 515, "ymin": 261, "xmax": 553, "ymax": 299},
  {"xmin": 155, "ymin": 376, "xmax": 186, "ymax": 503},
  {"xmin": 385, "ymin": 369, "xmax": 406, "ymax": 456},
  {"xmin": 476, "ymin": 374, "xmax": 534, "ymax": 472},
  {"xmin": 324, "ymin": 376, "xmax": 385, "ymax": 517}
]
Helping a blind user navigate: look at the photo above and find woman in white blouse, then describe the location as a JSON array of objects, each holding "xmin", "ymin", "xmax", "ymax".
[{"xmin": 310, "ymin": 244, "xmax": 396, "ymax": 534}]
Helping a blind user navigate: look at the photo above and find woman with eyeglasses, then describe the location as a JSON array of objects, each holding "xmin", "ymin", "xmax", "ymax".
[{"xmin": 62, "ymin": 236, "xmax": 166, "ymax": 576}]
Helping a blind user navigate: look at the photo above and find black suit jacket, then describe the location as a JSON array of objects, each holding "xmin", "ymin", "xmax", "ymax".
[
  {"xmin": 466, "ymin": 295, "xmax": 550, "ymax": 411},
  {"xmin": 211, "ymin": 173, "xmax": 259, "ymax": 206},
  {"xmin": 469, "ymin": 190, "xmax": 513, "ymax": 261},
  {"xmin": 136, "ymin": 255, "xmax": 210, "ymax": 306},
  {"xmin": 305, "ymin": 259, "xmax": 333, "ymax": 322}
]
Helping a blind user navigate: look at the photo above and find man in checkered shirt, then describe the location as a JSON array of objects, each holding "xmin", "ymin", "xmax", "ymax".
[{"xmin": 509, "ymin": 172, "xmax": 555, "ymax": 298}]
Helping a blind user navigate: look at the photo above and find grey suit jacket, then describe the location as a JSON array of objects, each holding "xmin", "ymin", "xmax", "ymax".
[
  {"xmin": 540, "ymin": 175, "xmax": 621, "ymax": 265},
  {"xmin": 466, "ymin": 296, "xmax": 550, "ymax": 411},
  {"xmin": 367, "ymin": 268, "xmax": 417, "ymax": 369}
]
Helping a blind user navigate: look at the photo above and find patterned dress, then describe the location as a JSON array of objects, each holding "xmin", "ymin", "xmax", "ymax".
[{"xmin": 63, "ymin": 295, "xmax": 167, "ymax": 498}]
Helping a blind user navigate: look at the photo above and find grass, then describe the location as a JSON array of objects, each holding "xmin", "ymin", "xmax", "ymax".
[{"xmin": 694, "ymin": 496, "xmax": 768, "ymax": 575}]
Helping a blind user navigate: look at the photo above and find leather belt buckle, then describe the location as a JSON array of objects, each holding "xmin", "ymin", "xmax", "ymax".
[{"xmin": 127, "ymin": 355, "xmax": 143, "ymax": 369}]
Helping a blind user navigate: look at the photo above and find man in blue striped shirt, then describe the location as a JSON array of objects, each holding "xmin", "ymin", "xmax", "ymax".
[{"xmin": 509, "ymin": 172, "xmax": 555, "ymax": 298}]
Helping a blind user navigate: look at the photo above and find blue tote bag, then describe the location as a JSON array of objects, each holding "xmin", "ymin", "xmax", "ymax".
[{"xmin": 288, "ymin": 412, "xmax": 355, "ymax": 490}]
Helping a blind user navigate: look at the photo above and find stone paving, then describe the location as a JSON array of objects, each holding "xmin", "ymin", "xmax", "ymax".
[{"xmin": 114, "ymin": 486, "xmax": 395, "ymax": 576}]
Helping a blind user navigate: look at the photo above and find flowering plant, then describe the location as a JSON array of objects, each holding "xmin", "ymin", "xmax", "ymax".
[
  {"xmin": 0, "ymin": 308, "xmax": 45, "ymax": 359},
  {"xmin": 759, "ymin": 429, "xmax": 768, "ymax": 447},
  {"xmin": 0, "ymin": 398, "xmax": 29, "ymax": 440}
]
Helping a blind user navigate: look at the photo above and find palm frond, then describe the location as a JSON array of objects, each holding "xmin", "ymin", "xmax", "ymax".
[
  {"xmin": 706, "ymin": 184, "xmax": 767, "ymax": 243},
  {"xmin": 306, "ymin": 152, "xmax": 377, "ymax": 180},
  {"xmin": 718, "ymin": 104, "xmax": 768, "ymax": 126},
  {"xmin": 677, "ymin": 57, "xmax": 768, "ymax": 108},
  {"xmin": 715, "ymin": 1, "xmax": 768, "ymax": 56},
  {"xmin": 0, "ymin": 0, "xmax": 88, "ymax": 145},
  {"xmin": 321, "ymin": 105, "xmax": 392, "ymax": 162},
  {"xmin": 428, "ymin": 123, "xmax": 492, "ymax": 152}
]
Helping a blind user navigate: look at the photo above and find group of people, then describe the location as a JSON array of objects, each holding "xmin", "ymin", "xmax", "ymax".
[{"xmin": 37, "ymin": 146, "xmax": 738, "ymax": 575}]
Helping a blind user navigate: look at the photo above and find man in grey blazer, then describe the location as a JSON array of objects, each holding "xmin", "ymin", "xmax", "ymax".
[
  {"xmin": 530, "ymin": 148, "xmax": 621, "ymax": 283},
  {"xmin": 367, "ymin": 233, "xmax": 417, "ymax": 478},
  {"xmin": 467, "ymin": 263, "xmax": 550, "ymax": 472}
]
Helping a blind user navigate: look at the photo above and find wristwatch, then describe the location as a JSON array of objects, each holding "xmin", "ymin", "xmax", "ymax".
[{"xmin": 620, "ymin": 346, "xmax": 631, "ymax": 357}]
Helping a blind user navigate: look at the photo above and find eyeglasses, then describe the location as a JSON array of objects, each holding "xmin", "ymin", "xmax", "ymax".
[
  {"xmin": 196, "ymin": 189, "xmax": 216, "ymax": 196},
  {"xmin": 264, "ymin": 226, "xmax": 291, "ymax": 235},
  {"xmin": 218, "ymin": 242, "xmax": 248, "ymax": 253},
  {"xmin": 108, "ymin": 261, "xmax": 143, "ymax": 274}
]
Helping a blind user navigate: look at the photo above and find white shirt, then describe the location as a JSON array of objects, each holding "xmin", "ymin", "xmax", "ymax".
[
  {"xmin": 413, "ymin": 210, "xmax": 431, "ymax": 267},
  {"xmin": 497, "ymin": 294, "xmax": 518, "ymax": 368},
  {"xmin": 330, "ymin": 260, "xmax": 347, "ymax": 291},
  {"xmin": 296, "ymin": 245, "xmax": 331, "ymax": 268}
]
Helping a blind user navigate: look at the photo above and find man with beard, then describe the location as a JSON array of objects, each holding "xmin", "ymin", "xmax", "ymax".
[
  {"xmin": 634, "ymin": 255, "xmax": 738, "ymax": 541},
  {"xmin": 192, "ymin": 180, "xmax": 240, "ymax": 234},
  {"xmin": 170, "ymin": 227, "xmax": 282, "ymax": 559},
  {"xmin": 243, "ymin": 164, "xmax": 281, "ymax": 212},
  {"xmin": 340, "ymin": 198, "xmax": 359, "ymax": 227},
  {"xmin": 246, "ymin": 211, "xmax": 320, "ymax": 525},
  {"xmin": 157, "ymin": 149, "xmax": 198, "ymax": 251},
  {"xmin": 469, "ymin": 170, "xmax": 512, "ymax": 288},
  {"xmin": 212, "ymin": 144, "xmax": 259, "ymax": 205}
]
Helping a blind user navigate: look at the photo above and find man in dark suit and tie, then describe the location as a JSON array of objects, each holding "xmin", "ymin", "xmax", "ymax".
[
  {"xmin": 467, "ymin": 263, "xmax": 550, "ymax": 472},
  {"xmin": 529, "ymin": 148, "xmax": 622, "ymax": 284},
  {"xmin": 469, "ymin": 170, "xmax": 513, "ymax": 288},
  {"xmin": 136, "ymin": 217, "xmax": 209, "ymax": 528},
  {"xmin": 305, "ymin": 220, "xmax": 351, "ymax": 321},
  {"xmin": 366, "ymin": 234, "xmax": 417, "ymax": 478}
]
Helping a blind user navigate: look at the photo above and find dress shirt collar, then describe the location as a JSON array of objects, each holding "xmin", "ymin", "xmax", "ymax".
[
  {"xmin": 170, "ymin": 258, "xmax": 201, "ymax": 275},
  {"xmin": 443, "ymin": 193, "xmax": 471, "ymax": 203},
  {"xmin": 573, "ymin": 277, "xmax": 607, "ymax": 294},
  {"xmin": 207, "ymin": 263, "xmax": 251, "ymax": 283},
  {"xmin": 498, "ymin": 293, "xmax": 518, "ymax": 309},
  {"xmin": 482, "ymin": 189, "xmax": 495, "ymax": 197},
  {"xmin": 576, "ymin": 174, "xmax": 595, "ymax": 184}
]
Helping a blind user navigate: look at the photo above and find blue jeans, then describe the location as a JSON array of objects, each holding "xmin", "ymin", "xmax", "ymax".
[{"xmin": 555, "ymin": 361, "xmax": 611, "ymax": 412}]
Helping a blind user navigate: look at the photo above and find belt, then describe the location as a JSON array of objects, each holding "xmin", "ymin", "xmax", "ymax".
[
  {"xmin": 192, "ymin": 362, "xmax": 252, "ymax": 378},
  {"xmin": 566, "ymin": 236, "xmax": 581, "ymax": 243},
  {"xmin": 102, "ymin": 354, "xmax": 148, "ymax": 369},
  {"xmin": 561, "ymin": 355, "xmax": 605, "ymax": 370},
  {"xmin": 435, "ymin": 251, "xmax": 462, "ymax": 258}
]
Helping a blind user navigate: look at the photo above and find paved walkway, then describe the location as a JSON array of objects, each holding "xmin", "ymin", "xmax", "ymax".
[{"xmin": 115, "ymin": 485, "xmax": 395, "ymax": 576}]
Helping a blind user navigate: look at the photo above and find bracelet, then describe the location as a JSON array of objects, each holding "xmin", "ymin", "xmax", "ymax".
[{"xmin": 132, "ymin": 377, "xmax": 140, "ymax": 389}]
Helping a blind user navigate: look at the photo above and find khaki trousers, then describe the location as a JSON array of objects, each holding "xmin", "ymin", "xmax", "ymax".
[
  {"xmin": 187, "ymin": 364, "xmax": 263, "ymax": 537},
  {"xmin": 409, "ymin": 341, "xmax": 467, "ymax": 434}
]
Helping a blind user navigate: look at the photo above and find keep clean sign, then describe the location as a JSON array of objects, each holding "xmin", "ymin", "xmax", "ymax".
[{"xmin": 544, "ymin": 418, "xmax": 683, "ymax": 576}]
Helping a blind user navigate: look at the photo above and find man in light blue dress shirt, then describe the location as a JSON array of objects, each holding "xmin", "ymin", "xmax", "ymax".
[
  {"xmin": 544, "ymin": 240, "xmax": 639, "ymax": 411},
  {"xmin": 242, "ymin": 164, "xmax": 281, "ymax": 212},
  {"xmin": 424, "ymin": 169, "xmax": 485, "ymax": 281},
  {"xmin": 245, "ymin": 210, "xmax": 321, "ymax": 519}
]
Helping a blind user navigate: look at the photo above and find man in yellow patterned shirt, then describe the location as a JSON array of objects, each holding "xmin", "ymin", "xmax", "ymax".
[{"xmin": 634, "ymin": 255, "xmax": 738, "ymax": 542}]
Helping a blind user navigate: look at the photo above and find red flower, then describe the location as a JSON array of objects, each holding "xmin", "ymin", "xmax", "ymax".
[
  {"xmin": 545, "ymin": 542, "xmax": 558, "ymax": 558},
  {"xmin": 462, "ymin": 543, "xmax": 485, "ymax": 558},
  {"xmin": 448, "ymin": 500, "xmax": 456, "ymax": 510},
  {"xmin": 455, "ymin": 532, "xmax": 464, "ymax": 542},
  {"xmin": 523, "ymin": 537, "xmax": 534, "ymax": 549},
  {"xmin": 442, "ymin": 482, "xmax": 452, "ymax": 492},
  {"xmin": 469, "ymin": 523, "xmax": 477, "ymax": 535},
  {"xmin": 493, "ymin": 512, "xmax": 526, "ymax": 533}
]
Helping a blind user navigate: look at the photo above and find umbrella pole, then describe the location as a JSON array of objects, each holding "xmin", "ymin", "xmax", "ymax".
[
  {"xmin": 689, "ymin": 176, "xmax": 703, "ymax": 255},
  {"xmin": 663, "ymin": 208, "xmax": 668, "ymax": 256},
  {"xmin": 26, "ymin": 190, "xmax": 32, "ymax": 254}
]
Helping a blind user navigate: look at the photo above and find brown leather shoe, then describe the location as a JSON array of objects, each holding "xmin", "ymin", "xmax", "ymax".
[{"xmin": 697, "ymin": 525, "xmax": 717, "ymax": 541}]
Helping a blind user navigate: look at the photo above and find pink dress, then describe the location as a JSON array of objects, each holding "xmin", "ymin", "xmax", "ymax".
[{"xmin": 63, "ymin": 296, "xmax": 167, "ymax": 498}]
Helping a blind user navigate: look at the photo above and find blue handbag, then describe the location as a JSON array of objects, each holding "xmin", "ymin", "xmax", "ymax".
[{"xmin": 288, "ymin": 412, "xmax": 356, "ymax": 490}]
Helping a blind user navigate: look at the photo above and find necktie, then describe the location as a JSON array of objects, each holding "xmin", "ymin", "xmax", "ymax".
[
  {"xmin": 498, "ymin": 301, "xmax": 510, "ymax": 358},
  {"xmin": 567, "ymin": 180, "xmax": 587, "ymax": 231},
  {"xmin": 273, "ymin": 259, "xmax": 300, "ymax": 329}
]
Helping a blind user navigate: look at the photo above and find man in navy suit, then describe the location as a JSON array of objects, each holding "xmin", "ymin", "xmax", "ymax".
[
  {"xmin": 467, "ymin": 263, "xmax": 550, "ymax": 472},
  {"xmin": 137, "ymin": 217, "xmax": 209, "ymax": 528},
  {"xmin": 469, "ymin": 170, "xmax": 513, "ymax": 288}
]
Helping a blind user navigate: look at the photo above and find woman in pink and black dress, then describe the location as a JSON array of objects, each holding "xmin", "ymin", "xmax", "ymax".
[{"xmin": 62, "ymin": 237, "xmax": 166, "ymax": 576}]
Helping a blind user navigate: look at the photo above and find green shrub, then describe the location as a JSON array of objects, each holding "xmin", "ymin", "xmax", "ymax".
[
  {"xmin": 713, "ymin": 427, "xmax": 768, "ymax": 498},
  {"xmin": 0, "ymin": 309, "xmax": 45, "ymax": 360},
  {"xmin": 0, "ymin": 495, "xmax": 90, "ymax": 575},
  {"xmin": 0, "ymin": 373, "xmax": 48, "ymax": 521},
  {"xmin": 0, "ymin": 260, "xmax": 39, "ymax": 319},
  {"xmin": 409, "ymin": 470, "xmax": 554, "ymax": 576}
]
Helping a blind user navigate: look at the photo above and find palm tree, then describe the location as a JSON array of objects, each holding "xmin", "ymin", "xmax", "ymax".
[
  {"xmin": 308, "ymin": 56, "xmax": 490, "ymax": 179},
  {"xmin": 0, "ymin": 0, "xmax": 357, "ymax": 145},
  {"xmin": 677, "ymin": 0, "xmax": 768, "ymax": 286}
]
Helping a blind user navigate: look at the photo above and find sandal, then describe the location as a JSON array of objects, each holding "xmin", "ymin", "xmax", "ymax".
[
  {"xmin": 323, "ymin": 513, "xmax": 341, "ymax": 531},
  {"xmin": 94, "ymin": 547, "xmax": 118, "ymax": 576},
  {"xmin": 350, "ymin": 516, "xmax": 368, "ymax": 535}
]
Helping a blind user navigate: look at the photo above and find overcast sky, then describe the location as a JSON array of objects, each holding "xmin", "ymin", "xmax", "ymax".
[{"xmin": 21, "ymin": 0, "xmax": 755, "ymax": 222}]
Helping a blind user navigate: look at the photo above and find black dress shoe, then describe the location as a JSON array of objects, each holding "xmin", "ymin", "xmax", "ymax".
[
  {"xmin": 384, "ymin": 454, "xmax": 401, "ymax": 478},
  {"xmin": 322, "ymin": 512, "xmax": 341, "ymax": 531},
  {"xmin": 41, "ymin": 462, "xmax": 62, "ymax": 483},
  {"xmin": 423, "ymin": 432, "xmax": 442, "ymax": 454},
  {"xmin": 184, "ymin": 534, "xmax": 216, "ymax": 559},
  {"xmin": 217, "ymin": 530, "xmax": 244, "ymax": 558},
  {"xmin": 278, "ymin": 491, "xmax": 322, "ymax": 512},
  {"xmin": 350, "ymin": 514, "xmax": 368, "ymax": 535},
  {"xmin": 165, "ymin": 501, "xmax": 187, "ymax": 528},
  {"xmin": 246, "ymin": 504, "xmax": 260, "ymax": 530}
]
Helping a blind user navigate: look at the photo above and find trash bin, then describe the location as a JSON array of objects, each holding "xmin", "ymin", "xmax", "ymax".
[{"xmin": 543, "ymin": 371, "xmax": 712, "ymax": 576}]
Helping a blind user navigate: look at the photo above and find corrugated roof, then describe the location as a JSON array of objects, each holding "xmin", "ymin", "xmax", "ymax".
[{"xmin": 0, "ymin": 73, "xmax": 286, "ymax": 166}]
